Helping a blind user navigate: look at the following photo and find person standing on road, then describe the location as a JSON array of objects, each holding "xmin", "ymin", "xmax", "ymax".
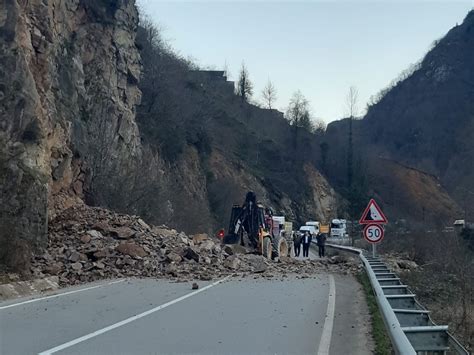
[
  {"xmin": 293, "ymin": 231, "xmax": 302, "ymax": 257},
  {"xmin": 316, "ymin": 232, "xmax": 327, "ymax": 257},
  {"xmin": 302, "ymin": 231, "xmax": 312, "ymax": 257}
]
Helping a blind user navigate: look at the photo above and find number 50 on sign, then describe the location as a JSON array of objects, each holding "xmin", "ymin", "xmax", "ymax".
[{"xmin": 363, "ymin": 224, "xmax": 384, "ymax": 243}]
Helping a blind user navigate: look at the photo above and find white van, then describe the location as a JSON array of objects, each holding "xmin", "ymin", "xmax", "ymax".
[
  {"xmin": 305, "ymin": 221, "xmax": 320, "ymax": 234},
  {"xmin": 299, "ymin": 225, "xmax": 318, "ymax": 236}
]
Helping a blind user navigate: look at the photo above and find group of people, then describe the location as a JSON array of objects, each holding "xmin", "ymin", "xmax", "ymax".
[{"xmin": 292, "ymin": 230, "xmax": 327, "ymax": 258}]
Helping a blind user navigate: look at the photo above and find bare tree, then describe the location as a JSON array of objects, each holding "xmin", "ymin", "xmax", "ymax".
[
  {"xmin": 223, "ymin": 60, "xmax": 231, "ymax": 80},
  {"xmin": 235, "ymin": 62, "xmax": 253, "ymax": 102},
  {"xmin": 345, "ymin": 86, "xmax": 359, "ymax": 119},
  {"xmin": 286, "ymin": 90, "xmax": 310, "ymax": 128},
  {"xmin": 313, "ymin": 119, "xmax": 327, "ymax": 133},
  {"xmin": 344, "ymin": 86, "xmax": 360, "ymax": 245},
  {"xmin": 261, "ymin": 79, "xmax": 277, "ymax": 109},
  {"xmin": 345, "ymin": 85, "xmax": 359, "ymax": 189},
  {"xmin": 299, "ymin": 110, "xmax": 314, "ymax": 132},
  {"xmin": 286, "ymin": 90, "xmax": 313, "ymax": 152}
]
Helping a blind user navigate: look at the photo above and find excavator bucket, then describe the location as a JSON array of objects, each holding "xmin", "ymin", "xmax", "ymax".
[
  {"xmin": 223, "ymin": 192, "xmax": 265, "ymax": 248},
  {"xmin": 223, "ymin": 233, "xmax": 240, "ymax": 244},
  {"xmin": 223, "ymin": 205, "xmax": 243, "ymax": 244}
]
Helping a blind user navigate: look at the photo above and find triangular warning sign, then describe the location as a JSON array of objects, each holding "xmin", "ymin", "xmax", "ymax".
[{"xmin": 359, "ymin": 199, "xmax": 388, "ymax": 224}]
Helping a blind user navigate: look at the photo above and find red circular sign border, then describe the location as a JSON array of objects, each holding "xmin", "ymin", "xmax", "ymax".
[{"xmin": 363, "ymin": 224, "xmax": 385, "ymax": 244}]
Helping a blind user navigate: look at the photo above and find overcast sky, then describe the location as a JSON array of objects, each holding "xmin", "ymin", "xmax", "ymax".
[{"xmin": 137, "ymin": 0, "xmax": 473, "ymax": 123}]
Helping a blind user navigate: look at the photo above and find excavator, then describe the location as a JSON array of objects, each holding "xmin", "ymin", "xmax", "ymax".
[{"xmin": 222, "ymin": 191, "xmax": 288, "ymax": 259}]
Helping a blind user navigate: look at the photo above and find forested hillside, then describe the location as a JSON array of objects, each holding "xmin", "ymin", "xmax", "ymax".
[
  {"xmin": 361, "ymin": 10, "xmax": 474, "ymax": 221},
  {"xmin": 323, "ymin": 11, "xmax": 474, "ymax": 226}
]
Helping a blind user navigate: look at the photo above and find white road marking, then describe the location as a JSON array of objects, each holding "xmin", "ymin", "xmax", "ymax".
[
  {"xmin": 0, "ymin": 279, "xmax": 125, "ymax": 310},
  {"xmin": 317, "ymin": 274, "xmax": 336, "ymax": 355},
  {"xmin": 38, "ymin": 276, "xmax": 231, "ymax": 355}
]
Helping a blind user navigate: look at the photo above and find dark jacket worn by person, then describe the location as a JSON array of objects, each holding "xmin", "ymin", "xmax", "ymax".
[
  {"xmin": 302, "ymin": 232, "xmax": 312, "ymax": 257},
  {"xmin": 293, "ymin": 232, "xmax": 302, "ymax": 246},
  {"xmin": 316, "ymin": 233, "xmax": 327, "ymax": 246},
  {"xmin": 316, "ymin": 233, "xmax": 327, "ymax": 257},
  {"xmin": 302, "ymin": 233, "xmax": 312, "ymax": 245}
]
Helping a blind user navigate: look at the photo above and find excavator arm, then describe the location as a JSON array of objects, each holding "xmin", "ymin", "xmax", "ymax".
[
  {"xmin": 223, "ymin": 191, "xmax": 288, "ymax": 259},
  {"xmin": 223, "ymin": 191, "xmax": 263, "ymax": 248}
]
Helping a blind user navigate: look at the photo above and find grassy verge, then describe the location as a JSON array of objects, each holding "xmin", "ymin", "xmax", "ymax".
[{"xmin": 356, "ymin": 270, "xmax": 392, "ymax": 355}]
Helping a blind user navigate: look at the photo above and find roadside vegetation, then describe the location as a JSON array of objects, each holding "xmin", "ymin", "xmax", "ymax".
[
  {"xmin": 381, "ymin": 228, "xmax": 473, "ymax": 351},
  {"xmin": 356, "ymin": 270, "xmax": 392, "ymax": 355},
  {"xmin": 384, "ymin": 229, "xmax": 474, "ymax": 351}
]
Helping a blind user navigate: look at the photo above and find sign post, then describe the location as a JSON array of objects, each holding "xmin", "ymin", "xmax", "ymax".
[{"xmin": 359, "ymin": 199, "xmax": 388, "ymax": 257}]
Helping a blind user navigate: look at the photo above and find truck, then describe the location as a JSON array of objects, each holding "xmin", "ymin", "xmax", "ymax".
[
  {"xmin": 299, "ymin": 221, "xmax": 319, "ymax": 236},
  {"xmin": 272, "ymin": 216, "xmax": 286, "ymax": 237},
  {"xmin": 330, "ymin": 219, "xmax": 348, "ymax": 238},
  {"xmin": 284, "ymin": 221, "xmax": 293, "ymax": 236},
  {"xmin": 306, "ymin": 221, "xmax": 320, "ymax": 229},
  {"xmin": 223, "ymin": 191, "xmax": 288, "ymax": 259},
  {"xmin": 319, "ymin": 224, "xmax": 330, "ymax": 234},
  {"xmin": 271, "ymin": 216, "xmax": 294, "ymax": 256}
]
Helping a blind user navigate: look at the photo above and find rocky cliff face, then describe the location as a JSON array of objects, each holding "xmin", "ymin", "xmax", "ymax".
[{"xmin": 0, "ymin": 0, "xmax": 141, "ymax": 269}]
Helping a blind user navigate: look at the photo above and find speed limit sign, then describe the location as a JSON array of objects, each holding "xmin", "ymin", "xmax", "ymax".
[{"xmin": 363, "ymin": 224, "xmax": 384, "ymax": 243}]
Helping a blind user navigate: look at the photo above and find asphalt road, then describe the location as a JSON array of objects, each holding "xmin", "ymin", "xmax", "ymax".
[{"xmin": 0, "ymin": 250, "xmax": 373, "ymax": 355}]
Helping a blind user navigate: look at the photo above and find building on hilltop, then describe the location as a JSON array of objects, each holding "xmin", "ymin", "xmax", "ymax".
[{"xmin": 187, "ymin": 70, "xmax": 235, "ymax": 94}]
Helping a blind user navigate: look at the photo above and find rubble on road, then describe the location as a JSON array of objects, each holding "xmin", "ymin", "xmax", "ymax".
[{"xmin": 30, "ymin": 205, "xmax": 359, "ymax": 286}]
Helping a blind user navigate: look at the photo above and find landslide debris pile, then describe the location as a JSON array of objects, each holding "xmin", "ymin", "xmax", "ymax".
[{"xmin": 31, "ymin": 205, "xmax": 356, "ymax": 286}]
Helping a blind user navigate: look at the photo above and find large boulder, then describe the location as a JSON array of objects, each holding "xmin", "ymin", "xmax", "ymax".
[
  {"xmin": 167, "ymin": 252, "xmax": 183, "ymax": 263},
  {"xmin": 192, "ymin": 234, "xmax": 209, "ymax": 244},
  {"xmin": 225, "ymin": 244, "xmax": 248, "ymax": 255},
  {"xmin": 87, "ymin": 230, "xmax": 102, "ymax": 238},
  {"xmin": 245, "ymin": 255, "xmax": 267, "ymax": 273},
  {"xmin": 223, "ymin": 245, "xmax": 234, "ymax": 256},
  {"xmin": 71, "ymin": 262, "xmax": 83, "ymax": 271},
  {"xmin": 198, "ymin": 239, "xmax": 215, "ymax": 252},
  {"xmin": 80, "ymin": 234, "xmax": 91, "ymax": 244},
  {"xmin": 152, "ymin": 228, "xmax": 177, "ymax": 238},
  {"xmin": 224, "ymin": 255, "xmax": 241, "ymax": 270},
  {"xmin": 68, "ymin": 251, "xmax": 83, "ymax": 262},
  {"xmin": 182, "ymin": 247, "xmax": 200, "ymax": 262},
  {"xmin": 111, "ymin": 227, "xmax": 136, "ymax": 240},
  {"xmin": 45, "ymin": 262, "xmax": 64, "ymax": 275},
  {"xmin": 137, "ymin": 219, "xmax": 151, "ymax": 231},
  {"xmin": 397, "ymin": 260, "xmax": 418, "ymax": 270},
  {"xmin": 116, "ymin": 243, "xmax": 147, "ymax": 258}
]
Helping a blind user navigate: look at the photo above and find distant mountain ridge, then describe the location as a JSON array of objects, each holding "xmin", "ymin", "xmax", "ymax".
[
  {"xmin": 324, "ymin": 10, "xmax": 474, "ymax": 224},
  {"xmin": 362, "ymin": 10, "xmax": 474, "ymax": 219}
]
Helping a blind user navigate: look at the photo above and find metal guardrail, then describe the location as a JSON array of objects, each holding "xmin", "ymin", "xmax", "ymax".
[{"xmin": 321, "ymin": 242, "xmax": 469, "ymax": 355}]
